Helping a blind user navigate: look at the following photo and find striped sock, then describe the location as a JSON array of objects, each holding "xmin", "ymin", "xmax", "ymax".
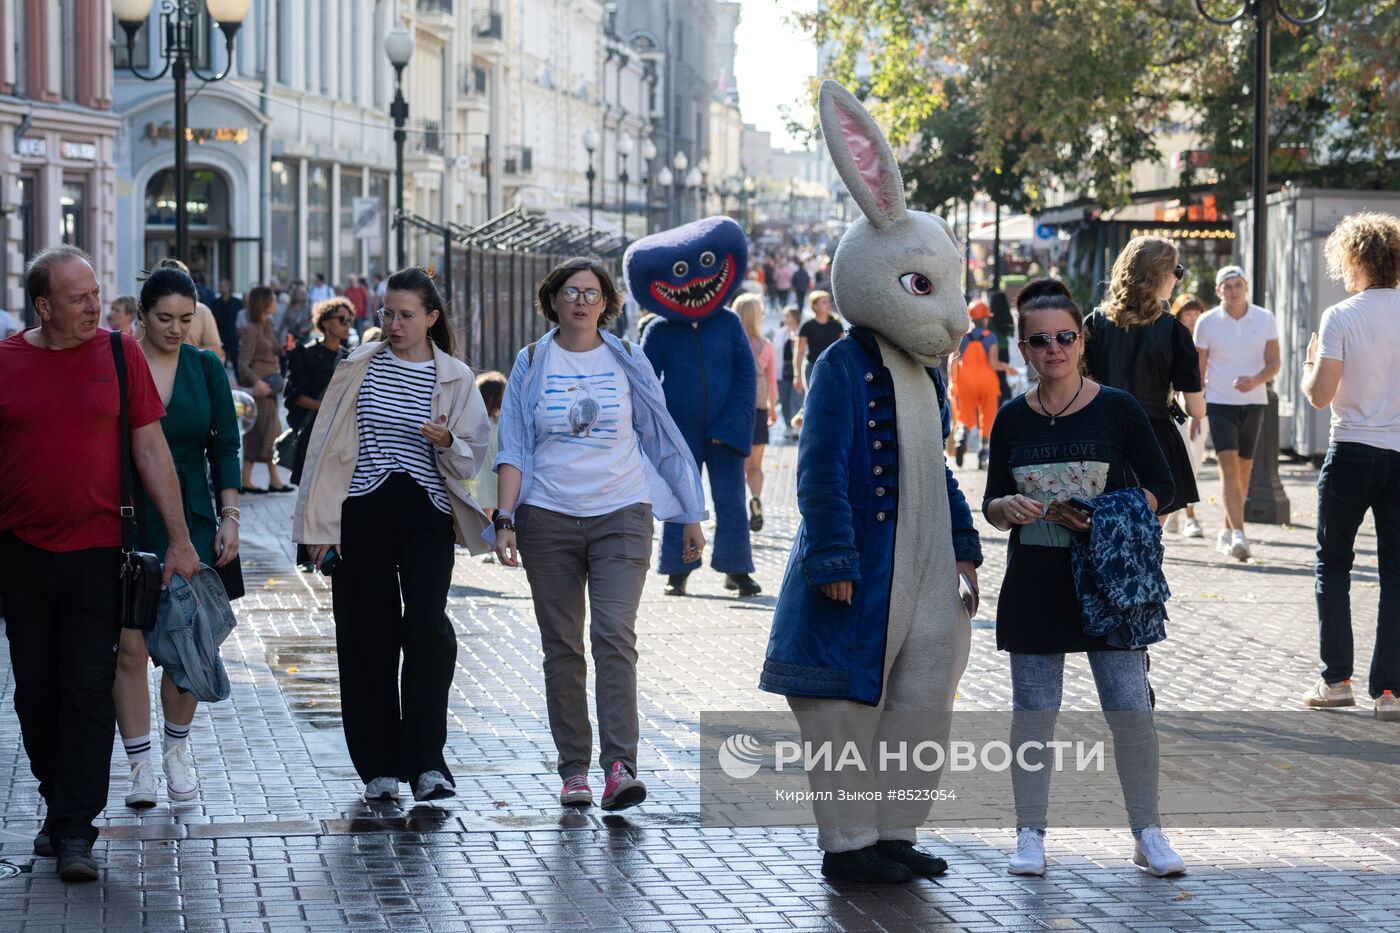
[
  {"xmin": 123, "ymin": 734, "xmax": 153, "ymax": 765},
  {"xmin": 162, "ymin": 720, "xmax": 192, "ymax": 752}
]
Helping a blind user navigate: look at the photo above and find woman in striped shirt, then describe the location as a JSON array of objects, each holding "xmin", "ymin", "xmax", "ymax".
[{"xmin": 294, "ymin": 267, "xmax": 492, "ymax": 805}]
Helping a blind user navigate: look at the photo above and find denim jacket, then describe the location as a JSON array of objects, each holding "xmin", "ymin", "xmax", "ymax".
[
  {"xmin": 147, "ymin": 566, "xmax": 238, "ymax": 702},
  {"xmin": 1070, "ymin": 487, "xmax": 1169, "ymax": 649},
  {"xmin": 488, "ymin": 328, "xmax": 708, "ymax": 545}
]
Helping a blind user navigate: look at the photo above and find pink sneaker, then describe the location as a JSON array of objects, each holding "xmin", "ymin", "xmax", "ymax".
[
  {"xmin": 560, "ymin": 774, "xmax": 593, "ymax": 807},
  {"xmin": 601, "ymin": 761, "xmax": 646, "ymax": 811}
]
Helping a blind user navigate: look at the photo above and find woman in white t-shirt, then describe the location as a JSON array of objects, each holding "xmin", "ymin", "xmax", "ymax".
[
  {"xmin": 1301, "ymin": 211, "xmax": 1400, "ymax": 721},
  {"xmin": 492, "ymin": 258, "xmax": 707, "ymax": 812}
]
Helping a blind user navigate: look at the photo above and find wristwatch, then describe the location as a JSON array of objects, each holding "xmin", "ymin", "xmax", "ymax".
[{"xmin": 493, "ymin": 513, "xmax": 515, "ymax": 532}]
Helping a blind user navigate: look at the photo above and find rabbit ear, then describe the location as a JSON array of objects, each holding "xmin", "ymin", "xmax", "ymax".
[{"xmin": 819, "ymin": 80, "xmax": 907, "ymax": 229}]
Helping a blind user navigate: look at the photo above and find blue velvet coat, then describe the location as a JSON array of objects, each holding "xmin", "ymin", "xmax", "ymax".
[{"xmin": 760, "ymin": 328, "xmax": 982, "ymax": 706}]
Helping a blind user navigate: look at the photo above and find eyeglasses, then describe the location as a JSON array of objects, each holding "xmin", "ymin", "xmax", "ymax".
[
  {"xmin": 1021, "ymin": 330, "xmax": 1081, "ymax": 351},
  {"xmin": 376, "ymin": 308, "xmax": 418, "ymax": 325},
  {"xmin": 560, "ymin": 286, "xmax": 604, "ymax": 306},
  {"xmin": 1174, "ymin": 263, "xmax": 1185, "ymax": 281},
  {"xmin": 328, "ymin": 316, "xmax": 352, "ymax": 325}
]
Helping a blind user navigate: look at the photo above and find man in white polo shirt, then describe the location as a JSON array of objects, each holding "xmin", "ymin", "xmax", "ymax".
[{"xmin": 1194, "ymin": 265, "xmax": 1280, "ymax": 561}]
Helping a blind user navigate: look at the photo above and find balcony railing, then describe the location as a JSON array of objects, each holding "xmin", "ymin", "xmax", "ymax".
[
  {"xmin": 418, "ymin": 0, "xmax": 453, "ymax": 13},
  {"xmin": 460, "ymin": 64, "xmax": 488, "ymax": 95},
  {"xmin": 411, "ymin": 120, "xmax": 443, "ymax": 156},
  {"xmin": 503, "ymin": 146, "xmax": 533, "ymax": 175}
]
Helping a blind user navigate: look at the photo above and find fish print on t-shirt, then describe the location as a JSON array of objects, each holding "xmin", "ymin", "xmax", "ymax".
[{"xmin": 543, "ymin": 369, "xmax": 622, "ymax": 450}]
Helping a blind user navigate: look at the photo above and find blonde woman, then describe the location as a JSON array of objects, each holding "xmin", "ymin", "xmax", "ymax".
[
  {"xmin": 1300, "ymin": 211, "xmax": 1400, "ymax": 718},
  {"xmin": 735, "ymin": 293, "xmax": 778, "ymax": 532},
  {"xmin": 1083, "ymin": 237, "xmax": 1204, "ymax": 521}
]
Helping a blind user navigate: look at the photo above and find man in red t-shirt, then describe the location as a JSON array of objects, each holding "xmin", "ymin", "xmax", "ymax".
[
  {"xmin": 343, "ymin": 273, "xmax": 370, "ymax": 335},
  {"xmin": 0, "ymin": 245, "xmax": 199, "ymax": 882}
]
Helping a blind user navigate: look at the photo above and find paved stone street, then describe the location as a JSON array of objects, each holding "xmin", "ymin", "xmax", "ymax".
[{"xmin": 2, "ymin": 438, "xmax": 1399, "ymax": 932}]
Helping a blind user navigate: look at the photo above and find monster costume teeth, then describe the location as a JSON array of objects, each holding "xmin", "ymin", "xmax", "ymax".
[{"xmin": 650, "ymin": 254, "xmax": 737, "ymax": 316}]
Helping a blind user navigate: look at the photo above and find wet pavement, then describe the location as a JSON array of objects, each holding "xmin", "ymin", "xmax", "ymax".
[{"xmin": 2, "ymin": 441, "xmax": 1399, "ymax": 931}]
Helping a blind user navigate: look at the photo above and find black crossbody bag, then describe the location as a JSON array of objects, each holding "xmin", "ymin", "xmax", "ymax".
[
  {"xmin": 112, "ymin": 332, "xmax": 162, "ymax": 631},
  {"xmin": 200, "ymin": 355, "xmax": 245, "ymax": 601}
]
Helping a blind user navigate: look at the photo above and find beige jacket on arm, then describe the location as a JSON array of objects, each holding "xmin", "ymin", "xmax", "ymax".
[{"xmin": 292, "ymin": 340, "xmax": 492, "ymax": 553}]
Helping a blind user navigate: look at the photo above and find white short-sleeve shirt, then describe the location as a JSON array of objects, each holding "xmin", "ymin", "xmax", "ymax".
[
  {"xmin": 1317, "ymin": 288, "xmax": 1400, "ymax": 452},
  {"xmin": 1193, "ymin": 303, "xmax": 1278, "ymax": 406}
]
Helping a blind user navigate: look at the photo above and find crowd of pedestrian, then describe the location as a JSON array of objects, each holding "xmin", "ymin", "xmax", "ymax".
[{"xmin": 0, "ymin": 194, "xmax": 1396, "ymax": 887}]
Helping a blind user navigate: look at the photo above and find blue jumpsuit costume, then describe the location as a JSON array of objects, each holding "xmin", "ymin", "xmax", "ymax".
[{"xmin": 624, "ymin": 217, "xmax": 757, "ymax": 577}]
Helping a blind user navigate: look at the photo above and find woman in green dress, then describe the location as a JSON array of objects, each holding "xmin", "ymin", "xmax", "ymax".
[{"xmin": 112, "ymin": 266, "xmax": 241, "ymax": 808}]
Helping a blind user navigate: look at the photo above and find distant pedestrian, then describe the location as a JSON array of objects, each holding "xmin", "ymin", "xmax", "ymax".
[
  {"xmin": 372, "ymin": 272, "xmax": 387, "ymax": 308},
  {"xmin": 1300, "ymin": 211, "xmax": 1400, "ymax": 720},
  {"xmin": 1084, "ymin": 236, "xmax": 1204, "ymax": 522},
  {"xmin": 792, "ymin": 289, "xmax": 841, "ymax": 394},
  {"xmin": 764, "ymin": 256, "xmax": 781, "ymax": 311},
  {"xmin": 772, "ymin": 257, "xmax": 794, "ymax": 307},
  {"xmin": 492, "ymin": 257, "xmax": 706, "ymax": 811},
  {"xmin": 735, "ymin": 294, "xmax": 777, "ymax": 532},
  {"xmin": 209, "ymin": 278, "xmax": 243, "ymax": 371},
  {"xmin": 344, "ymin": 273, "xmax": 370, "ymax": 334},
  {"xmin": 1165, "ymin": 295, "xmax": 1209, "ymax": 539},
  {"xmin": 0, "ymin": 245, "xmax": 199, "ymax": 881},
  {"xmin": 277, "ymin": 285, "xmax": 313, "ymax": 349},
  {"xmin": 467, "ymin": 371, "xmax": 506, "ymax": 517},
  {"xmin": 791, "ymin": 260, "xmax": 811, "ymax": 312},
  {"xmin": 983, "ymin": 291, "xmax": 1185, "ymax": 879},
  {"xmin": 238, "ymin": 286, "xmax": 289, "ymax": 493},
  {"xmin": 295, "ymin": 267, "xmax": 492, "ymax": 805},
  {"xmin": 113, "ymin": 266, "xmax": 241, "ymax": 809},
  {"xmin": 107, "ymin": 294, "xmax": 139, "ymax": 336},
  {"xmin": 1194, "ymin": 264, "xmax": 1280, "ymax": 561},
  {"xmin": 772, "ymin": 305, "xmax": 804, "ymax": 438},
  {"xmin": 308, "ymin": 273, "xmax": 335, "ymax": 305},
  {"xmin": 949, "ymin": 299, "xmax": 1010, "ymax": 469},
  {"xmin": 284, "ymin": 298, "xmax": 353, "ymax": 568}
]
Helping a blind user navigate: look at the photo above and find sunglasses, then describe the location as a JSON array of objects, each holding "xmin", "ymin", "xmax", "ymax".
[
  {"xmin": 1174, "ymin": 263, "xmax": 1185, "ymax": 281},
  {"xmin": 560, "ymin": 286, "xmax": 604, "ymax": 306},
  {"xmin": 1021, "ymin": 330, "xmax": 1081, "ymax": 351}
]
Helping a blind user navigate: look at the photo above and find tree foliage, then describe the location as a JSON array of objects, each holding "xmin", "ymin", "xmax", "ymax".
[{"xmin": 799, "ymin": 0, "xmax": 1400, "ymax": 209}]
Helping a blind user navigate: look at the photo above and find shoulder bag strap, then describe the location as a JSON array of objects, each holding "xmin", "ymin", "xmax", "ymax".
[
  {"xmin": 199, "ymin": 352, "xmax": 226, "ymax": 496},
  {"xmin": 111, "ymin": 332, "xmax": 136, "ymax": 556}
]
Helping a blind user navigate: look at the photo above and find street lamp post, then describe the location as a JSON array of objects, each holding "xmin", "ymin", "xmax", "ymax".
[
  {"xmin": 742, "ymin": 176, "xmax": 755, "ymax": 234},
  {"xmin": 697, "ymin": 157, "xmax": 710, "ymax": 217},
  {"xmin": 671, "ymin": 150, "xmax": 688, "ymax": 225},
  {"xmin": 583, "ymin": 126, "xmax": 600, "ymax": 240},
  {"xmin": 617, "ymin": 131, "xmax": 634, "ymax": 247},
  {"xmin": 656, "ymin": 165, "xmax": 674, "ymax": 232},
  {"xmin": 1196, "ymin": 0, "xmax": 1328, "ymax": 525},
  {"xmin": 114, "ymin": 0, "xmax": 249, "ymax": 263},
  {"xmin": 685, "ymin": 167, "xmax": 703, "ymax": 221},
  {"xmin": 384, "ymin": 26, "xmax": 414, "ymax": 270},
  {"xmin": 640, "ymin": 137, "xmax": 657, "ymax": 235}
]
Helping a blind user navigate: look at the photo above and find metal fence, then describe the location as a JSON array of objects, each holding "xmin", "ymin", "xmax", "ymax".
[{"xmin": 399, "ymin": 208, "xmax": 625, "ymax": 375}]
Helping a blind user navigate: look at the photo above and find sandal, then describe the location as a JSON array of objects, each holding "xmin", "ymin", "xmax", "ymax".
[
  {"xmin": 266, "ymin": 484, "xmax": 294, "ymax": 493},
  {"xmin": 241, "ymin": 485, "xmax": 266, "ymax": 495},
  {"xmin": 749, "ymin": 496, "xmax": 764, "ymax": 533}
]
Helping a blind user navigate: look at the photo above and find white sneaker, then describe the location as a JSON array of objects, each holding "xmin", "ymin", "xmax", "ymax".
[
  {"xmin": 1007, "ymin": 828, "xmax": 1046, "ymax": 876},
  {"xmin": 1302, "ymin": 678, "xmax": 1356, "ymax": 708},
  {"xmin": 1377, "ymin": 691, "xmax": 1400, "ymax": 722},
  {"xmin": 1216, "ymin": 529, "xmax": 1233, "ymax": 556},
  {"xmin": 162, "ymin": 744, "xmax": 199, "ymax": 802},
  {"xmin": 1164, "ymin": 511, "xmax": 1181, "ymax": 534},
  {"xmin": 1181, "ymin": 517, "xmax": 1203, "ymax": 539},
  {"xmin": 1230, "ymin": 530, "xmax": 1251, "ymax": 561},
  {"xmin": 125, "ymin": 760, "xmax": 157, "ymax": 809},
  {"xmin": 1133, "ymin": 826, "xmax": 1186, "ymax": 876},
  {"xmin": 362, "ymin": 776, "xmax": 400, "ymax": 802}
]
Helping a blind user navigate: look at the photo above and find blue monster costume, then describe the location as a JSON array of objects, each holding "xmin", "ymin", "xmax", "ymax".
[{"xmin": 625, "ymin": 217, "xmax": 758, "ymax": 588}]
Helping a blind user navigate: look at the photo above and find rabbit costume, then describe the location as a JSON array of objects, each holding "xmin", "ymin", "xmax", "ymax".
[
  {"xmin": 626, "ymin": 217, "xmax": 759, "ymax": 592},
  {"xmin": 759, "ymin": 81, "xmax": 983, "ymax": 882}
]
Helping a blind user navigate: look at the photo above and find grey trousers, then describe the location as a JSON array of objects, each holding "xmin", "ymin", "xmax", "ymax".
[{"xmin": 516, "ymin": 502, "xmax": 653, "ymax": 778}]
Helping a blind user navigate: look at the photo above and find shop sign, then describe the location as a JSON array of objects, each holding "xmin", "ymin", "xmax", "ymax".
[
  {"xmin": 61, "ymin": 141, "xmax": 98, "ymax": 161},
  {"xmin": 17, "ymin": 137, "xmax": 46, "ymax": 157},
  {"xmin": 144, "ymin": 122, "xmax": 249, "ymax": 145}
]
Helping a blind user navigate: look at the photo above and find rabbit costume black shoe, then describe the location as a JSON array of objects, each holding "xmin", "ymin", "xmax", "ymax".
[{"xmin": 759, "ymin": 81, "xmax": 983, "ymax": 872}]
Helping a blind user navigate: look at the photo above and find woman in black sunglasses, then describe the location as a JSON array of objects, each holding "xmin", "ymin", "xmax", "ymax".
[
  {"xmin": 1083, "ymin": 236, "xmax": 1205, "ymax": 520},
  {"xmin": 982, "ymin": 292, "xmax": 1183, "ymax": 877}
]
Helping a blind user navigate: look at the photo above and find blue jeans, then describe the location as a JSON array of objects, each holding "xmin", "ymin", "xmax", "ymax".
[
  {"xmin": 1010, "ymin": 651, "xmax": 1159, "ymax": 831},
  {"xmin": 1316, "ymin": 441, "xmax": 1400, "ymax": 697}
]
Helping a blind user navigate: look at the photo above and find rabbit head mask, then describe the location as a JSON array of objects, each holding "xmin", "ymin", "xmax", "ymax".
[{"xmin": 820, "ymin": 80, "xmax": 968, "ymax": 364}]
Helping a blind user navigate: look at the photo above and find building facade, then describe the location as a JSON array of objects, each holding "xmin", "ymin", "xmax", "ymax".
[
  {"xmin": 1, "ymin": 0, "xmax": 121, "ymax": 322},
  {"xmin": 112, "ymin": 0, "xmax": 400, "ymax": 294}
]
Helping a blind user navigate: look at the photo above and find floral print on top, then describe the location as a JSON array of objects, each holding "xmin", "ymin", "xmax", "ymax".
[{"xmin": 1011, "ymin": 460, "xmax": 1110, "ymax": 547}]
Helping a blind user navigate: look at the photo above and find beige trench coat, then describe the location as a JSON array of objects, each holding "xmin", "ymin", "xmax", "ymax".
[{"xmin": 292, "ymin": 340, "xmax": 492, "ymax": 553}]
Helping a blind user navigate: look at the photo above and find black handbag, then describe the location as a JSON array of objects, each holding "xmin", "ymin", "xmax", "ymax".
[
  {"xmin": 112, "ymin": 333, "xmax": 162, "ymax": 631},
  {"xmin": 200, "ymin": 355, "xmax": 245, "ymax": 601}
]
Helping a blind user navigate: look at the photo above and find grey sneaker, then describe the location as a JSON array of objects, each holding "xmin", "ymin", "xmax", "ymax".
[
  {"xmin": 362, "ymin": 776, "xmax": 400, "ymax": 802},
  {"xmin": 1377, "ymin": 691, "xmax": 1400, "ymax": 722},
  {"xmin": 413, "ymin": 770, "xmax": 457, "ymax": 802},
  {"xmin": 1008, "ymin": 828, "xmax": 1046, "ymax": 876},
  {"xmin": 57, "ymin": 838, "xmax": 99, "ymax": 882},
  {"xmin": 1133, "ymin": 826, "xmax": 1187, "ymax": 877},
  {"xmin": 1302, "ymin": 678, "xmax": 1356, "ymax": 708}
]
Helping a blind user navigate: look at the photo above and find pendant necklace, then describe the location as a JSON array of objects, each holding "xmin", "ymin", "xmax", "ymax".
[{"xmin": 1036, "ymin": 375, "xmax": 1084, "ymax": 425}]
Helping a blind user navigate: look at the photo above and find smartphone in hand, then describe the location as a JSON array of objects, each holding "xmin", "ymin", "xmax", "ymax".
[
  {"xmin": 958, "ymin": 572, "xmax": 978, "ymax": 616},
  {"xmin": 319, "ymin": 547, "xmax": 342, "ymax": 577}
]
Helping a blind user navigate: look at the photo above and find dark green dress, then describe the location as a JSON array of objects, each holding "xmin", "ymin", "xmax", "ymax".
[{"xmin": 138, "ymin": 345, "xmax": 241, "ymax": 565}]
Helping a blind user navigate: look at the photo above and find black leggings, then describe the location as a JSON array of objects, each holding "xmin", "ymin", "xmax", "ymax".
[{"xmin": 332, "ymin": 472, "xmax": 457, "ymax": 784}]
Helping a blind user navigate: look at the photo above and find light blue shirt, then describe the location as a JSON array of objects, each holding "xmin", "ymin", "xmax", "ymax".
[{"xmin": 488, "ymin": 328, "xmax": 709, "ymax": 545}]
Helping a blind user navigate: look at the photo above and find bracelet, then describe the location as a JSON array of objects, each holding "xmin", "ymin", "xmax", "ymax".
[{"xmin": 220, "ymin": 507, "xmax": 242, "ymax": 525}]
